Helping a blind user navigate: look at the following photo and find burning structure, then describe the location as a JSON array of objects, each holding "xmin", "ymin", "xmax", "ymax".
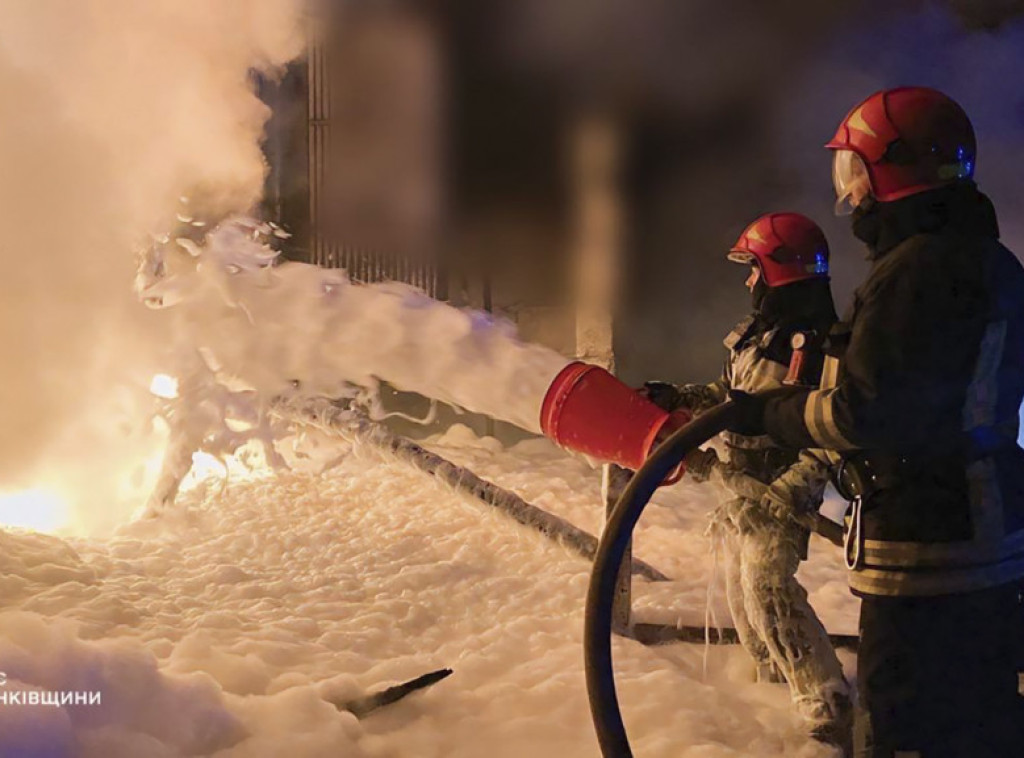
[{"xmin": 1, "ymin": 1, "xmax": 1024, "ymax": 757}]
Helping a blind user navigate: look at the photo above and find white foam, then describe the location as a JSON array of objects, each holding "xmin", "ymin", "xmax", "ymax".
[
  {"xmin": 141, "ymin": 218, "xmax": 569, "ymax": 435},
  {"xmin": 0, "ymin": 426, "xmax": 854, "ymax": 756}
]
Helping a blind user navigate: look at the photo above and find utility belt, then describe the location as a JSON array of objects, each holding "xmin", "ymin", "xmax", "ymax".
[
  {"xmin": 836, "ymin": 425, "xmax": 1018, "ymax": 572},
  {"xmin": 835, "ymin": 454, "xmax": 907, "ymax": 572},
  {"xmin": 835, "ymin": 426, "xmax": 1018, "ymax": 503},
  {"xmin": 833, "ymin": 453, "xmax": 915, "ymax": 504}
]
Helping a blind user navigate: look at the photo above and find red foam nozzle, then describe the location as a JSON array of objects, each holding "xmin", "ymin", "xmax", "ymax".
[{"xmin": 539, "ymin": 362, "xmax": 691, "ymax": 473}]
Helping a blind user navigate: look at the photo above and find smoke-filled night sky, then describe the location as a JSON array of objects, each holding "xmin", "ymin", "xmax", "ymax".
[
  {"xmin": 483, "ymin": 0, "xmax": 1024, "ymax": 384},
  {"xmin": 622, "ymin": 1, "xmax": 1024, "ymax": 384}
]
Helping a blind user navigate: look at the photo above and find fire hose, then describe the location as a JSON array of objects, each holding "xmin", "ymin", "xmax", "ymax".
[{"xmin": 584, "ymin": 401, "xmax": 743, "ymax": 758}]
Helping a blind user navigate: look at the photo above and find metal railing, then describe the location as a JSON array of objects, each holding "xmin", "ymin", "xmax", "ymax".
[{"xmin": 305, "ymin": 12, "xmax": 444, "ymax": 299}]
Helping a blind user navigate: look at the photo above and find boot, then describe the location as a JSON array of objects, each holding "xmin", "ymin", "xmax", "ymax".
[{"xmin": 806, "ymin": 690, "xmax": 854, "ymax": 757}]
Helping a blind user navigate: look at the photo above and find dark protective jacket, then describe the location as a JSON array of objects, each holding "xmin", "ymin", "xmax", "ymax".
[{"xmin": 764, "ymin": 183, "xmax": 1024, "ymax": 597}]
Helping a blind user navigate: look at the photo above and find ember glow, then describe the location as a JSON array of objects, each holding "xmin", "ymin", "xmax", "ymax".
[
  {"xmin": 0, "ymin": 1, "xmax": 304, "ymax": 533},
  {"xmin": 0, "ymin": 488, "xmax": 69, "ymax": 533},
  {"xmin": 149, "ymin": 373, "xmax": 179, "ymax": 400}
]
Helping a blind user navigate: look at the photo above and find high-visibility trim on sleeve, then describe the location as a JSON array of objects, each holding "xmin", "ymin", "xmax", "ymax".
[{"xmin": 803, "ymin": 388, "xmax": 856, "ymax": 450}]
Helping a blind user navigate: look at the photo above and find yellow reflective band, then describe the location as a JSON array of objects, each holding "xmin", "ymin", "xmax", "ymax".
[
  {"xmin": 819, "ymin": 390, "xmax": 856, "ymax": 450},
  {"xmin": 862, "ymin": 527, "xmax": 1024, "ymax": 569},
  {"xmin": 821, "ymin": 355, "xmax": 840, "ymax": 390},
  {"xmin": 849, "ymin": 552, "xmax": 1024, "ymax": 597},
  {"xmin": 803, "ymin": 389, "xmax": 855, "ymax": 451}
]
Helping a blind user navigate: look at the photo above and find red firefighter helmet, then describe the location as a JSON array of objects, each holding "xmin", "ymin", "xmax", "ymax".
[
  {"xmin": 828, "ymin": 87, "xmax": 976, "ymax": 213},
  {"xmin": 727, "ymin": 212, "xmax": 830, "ymax": 287}
]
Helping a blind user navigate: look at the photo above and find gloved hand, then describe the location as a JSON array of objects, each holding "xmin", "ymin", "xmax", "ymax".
[
  {"xmin": 676, "ymin": 383, "xmax": 724, "ymax": 414},
  {"xmin": 759, "ymin": 486, "xmax": 796, "ymax": 522},
  {"xmin": 684, "ymin": 447, "xmax": 719, "ymax": 483},
  {"xmin": 640, "ymin": 381, "xmax": 682, "ymax": 412},
  {"xmin": 759, "ymin": 471, "xmax": 827, "ymax": 525},
  {"xmin": 724, "ymin": 390, "xmax": 769, "ymax": 436}
]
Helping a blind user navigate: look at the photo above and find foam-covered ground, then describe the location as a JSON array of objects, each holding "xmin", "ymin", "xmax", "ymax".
[{"xmin": 0, "ymin": 426, "xmax": 857, "ymax": 757}]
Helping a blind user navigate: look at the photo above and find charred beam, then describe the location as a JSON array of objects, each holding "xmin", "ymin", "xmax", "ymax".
[{"xmin": 275, "ymin": 402, "xmax": 670, "ymax": 583}]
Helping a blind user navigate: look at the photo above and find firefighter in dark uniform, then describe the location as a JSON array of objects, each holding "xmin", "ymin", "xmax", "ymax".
[
  {"xmin": 648, "ymin": 213, "xmax": 851, "ymax": 746},
  {"xmin": 728, "ymin": 87, "xmax": 1024, "ymax": 757}
]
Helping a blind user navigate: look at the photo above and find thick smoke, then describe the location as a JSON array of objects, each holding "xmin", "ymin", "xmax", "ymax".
[
  {"xmin": 658, "ymin": 1, "xmax": 1024, "ymax": 384},
  {"xmin": 770, "ymin": 3, "xmax": 1024, "ymax": 309},
  {"xmin": 0, "ymin": 1, "xmax": 303, "ymax": 532},
  {"xmin": 492, "ymin": 0, "xmax": 1024, "ymax": 385}
]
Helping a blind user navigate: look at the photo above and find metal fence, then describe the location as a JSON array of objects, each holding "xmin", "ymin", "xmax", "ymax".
[{"xmin": 305, "ymin": 11, "xmax": 445, "ymax": 299}]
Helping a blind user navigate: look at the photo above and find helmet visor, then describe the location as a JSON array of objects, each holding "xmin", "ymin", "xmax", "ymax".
[
  {"xmin": 832, "ymin": 149, "xmax": 870, "ymax": 216},
  {"xmin": 727, "ymin": 250, "xmax": 755, "ymax": 265}
]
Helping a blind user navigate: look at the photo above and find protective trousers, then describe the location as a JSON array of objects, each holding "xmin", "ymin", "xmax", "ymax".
[
  {"xmin": 715, "ymin": 497, "xmax": 851, "ymax": 731},
  {"xmin": 856, "ymin": 581, "xmax": 1024, "ymax": 758}
]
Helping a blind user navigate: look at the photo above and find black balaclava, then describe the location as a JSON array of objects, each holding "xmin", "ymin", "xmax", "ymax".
[
  {"xmin": 750, "ymin": 273, "xmax": 769, "ymax": 311},
  {"xmin": 756, "ymin": 276, "xmax": 837, "ymax": 331},
  {"xmin": 850, "ymin": 181, "xmax": 999, "ymax": 259},
  {"xmin": 850, "ymin": 196, "xmax": 883, "ymax": 252}
]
